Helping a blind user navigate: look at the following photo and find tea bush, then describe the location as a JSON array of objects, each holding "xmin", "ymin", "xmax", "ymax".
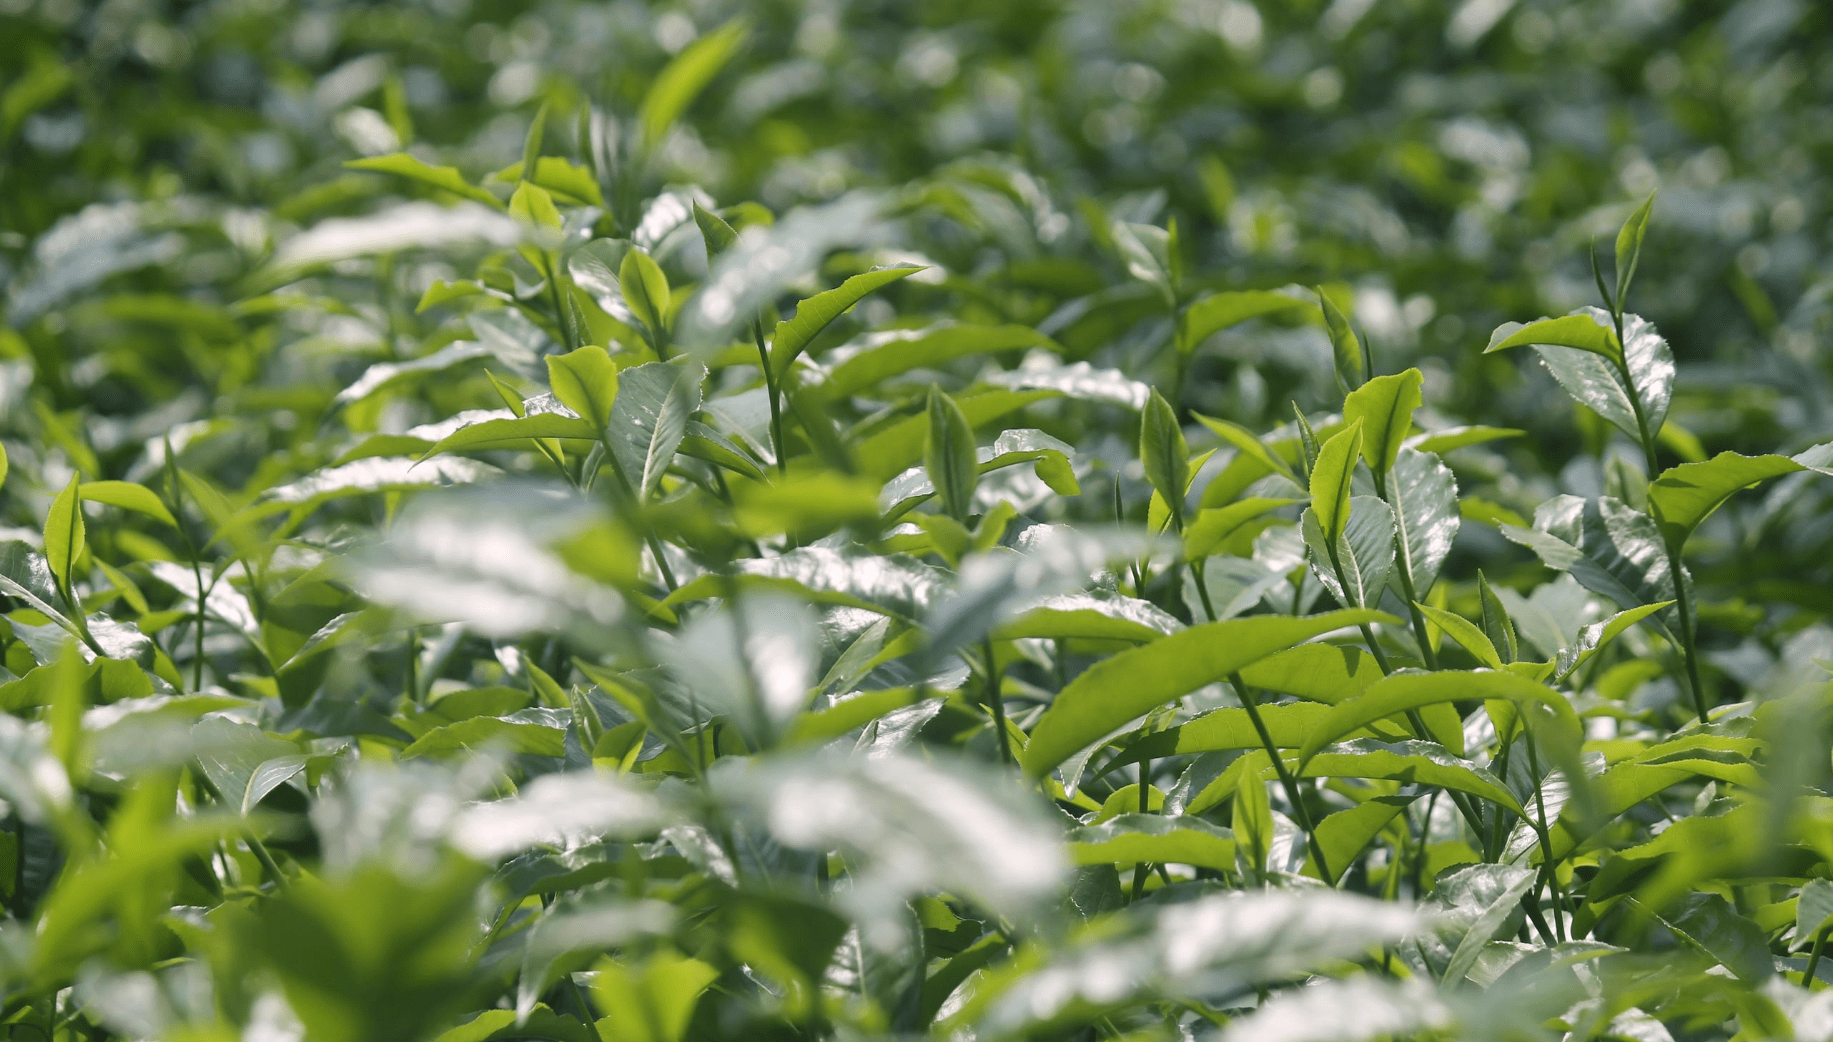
[{"xmin": 6, "ymin": 2, "xmax": 1833, "ymax": 1040}]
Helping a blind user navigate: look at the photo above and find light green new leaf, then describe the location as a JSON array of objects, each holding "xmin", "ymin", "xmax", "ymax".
[
  {"xmin": 769, "ymin": 266, "xmax": 923, "ymax": 380},
  {"xmin": 1184, "ymin": 498, "xmax": 1298, "ymax": 560},
  {"xmin": 1140, "ymin": 389, "xmax": 1189, "ymax": 530},
  {"xmin": 1407, "ymin": 425, "xmax": 1525, "ymax": 454},
  {"xmin": 1477, "ymin": 572, "xmax": 1519, "ymax": 665},
  {"xmin": 1194, "ymin": 413, "xmax": 1299, "ymax": 484},
  {"xmin": 1068, "ymin": 814, "xmax": 1235, "ymax": 872},
  {"xmin": 1317, "ymin": 289, "xmax": 1364, "ymax": 392},
  {"xmin": 692, "ymin": 200, "xmax": 740, "ymax": 262},
  {"xmin": 1301, "ymin": 740, "xmax": 1523, "ymax": 816},
  {"xmin": 826, "ymin": 324, "xmax": 1056, "ymax": 397},
  {"xmin": 508, "ymin": 181, "xmax": 562, "ymax": 231},
  {"xmin": 619, "ymin": 248, "xmax": 671, "ymax": 337},
  {"xmin": 638, "ymin": 18, "xmax": 749, "ymax": 150},
  {"xmin": 1615, "ymin": 190, "xmax": 1656, "ymax": 306},
  {"xmin": 491, "ymin": 156, "xmax": 604, "ymax": 207},
  {"xmin": 545, "ymin": 346, "xmax": 620, "ymax": 430},
  {"xmin": 423, "ymin": 414, "xmax": 600, "ymax": 458},
  {"xmin": 851, "ymin": 389, "xmax": 1056, "ymax": 482},
  {"xmin": 1296, "ymin": 669, "xmax": 1580, "ymax": 764},
  {"xmin": 609, "ymin": 361, "xmax": 706, "ymax": 499},
  {"xmin": 592, "ymin": 951, "xmax": 722, "ymax": 1042},
  {"xmin": 44, "ymin": 475, "xmax": 84, "ymax": 589},
  {"xmin": 1118, "ymin": 701, "xmax": 1345, "ymax": 764},
  {"xmin": 1416, "ymin": 604, "xmax": 1502, "ymax": 669},
  {"xmin": 0, "ymin": 443, "xmax": 7, "ymax": 494},
  {"xmin": 78, "ymin": 481, "xmax": 177, "ymax": 528},
  {"xmin": 345, "ymin": 153, "xmax": 502, "ymax": 208},
  {"xmin": 1308, "ymin": 419, "xmax": 1363, "ymax": 545},
  {"xmin": 1343, "ymin": 368, "xmax": 1423, "ymax": 479},
  {"xmin": 1486, "ymin": 313, "xmax": 1621, "ymax": 362},
  {"xmin": 1552, "ymin": 601, "xmax": 1672, "ymax": 680},
  {"xmin": 1181, "ymin": 290, "xmax": 1310, "ymax": 351},
  {"xmin": 1238, "ymin": 643, "xmax": 1383, "ymax": 704},
  {"xmin": 1646, "ymin": 451, "xmax": 1804, "ymax": 549},
  {"xmin": 1022, "ymin": 609, "xmax": 1393, "ymax": 777},
  {"xmin": 518, "ymin": 101, "xmax": 547, "ymax": 185},
  {"xmin": 925, "ymin": 387, "xmax": 978, "ymax": 523}
]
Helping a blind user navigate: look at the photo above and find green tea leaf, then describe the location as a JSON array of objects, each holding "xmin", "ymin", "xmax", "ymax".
[
  {"xmin": 1615, "ymin": 190, "xmax": 1656, "ymax": 306},
  {"xmin": 1194, "ymin": 413, "xmax": 1299, "ymax": 485},
  {"xmin": 1184, "ymin": 498, "xmax": 1298, "ymax": 560},
  {"xmin": 44, "ymin": 475, "xmax": 84, "ymax": 589},
  {"xmin": 1301, "ymin": 740, "xmax": 1522, "ymax": 816},
  {"xmin": 1317, "ymin": 289, "xmax": 1364, "ymax": 393},
  {"xmin": 545, "ymin": 346, "xmax": 620, "ymax": 431},
  {"xmin": 1022, "ymin": 609, "xmax": 1392, "ymax": 777},
  {"xmin": 1181, "ymin": 290, "xmax": 1310, "ymax": 351},
  {"xmin": 1342, "ymin": 368, "xmax": 1423, "ymax": 479},
  {"xmin": 1296, "ymin": 669, "xmax": 1580, "ymax": 764},
  {"xmin": 1646, "ymin": 451, "xmax": 1804, "ymax": 549},
  {"xmin": 1387, "ymin": 447, "xmax": 1459, "ymax": 597},
  {"xmin": 1069, "ymin": 814, "xmax": 1235, "ymax": 872},
  {"xmin": 1303, "ymin": 496, "xmax": 1393, "ymax": 610},
  {"xmin": 1486, "ymin": 313, "xmax": 1621, "ymax": 362},
  {"xmin": 1140, "ymin": 389, "xmax": 1189, "ymax": 530},
  {"xmin": 826, "ymin": 323, "xmax": 1055, "ymax": 397},
  {"xmin": 924, "ymin": 387, "xmax": 979, "ymax": 523},
  {"xmin": 692, "ymin": 200, "xmax": 740, "ymax": 261},
  {"xmin": 769, "ymin": 266, "xmax": 923, "ymax": 380},
  {"xmin": 1416, "ymin": 603, "xmax": 1502, "ymax": 669},
  {"xmin": 1308, "ymin": 419, "xmax": 1363, "ymax": 545},
  {"xmin": 346, "ymin": 153, "xmax": 502, "ymax": 207},
  {"xmin": 78, "ymin": 480, "xmax": 176, "ymax": 528},
  {"xmin": 1477, "ymin": 572, "xmax": 1519, "ymax": 665},
  {"xmin": 638, "ymin": 18, "xmax": 749, "ymax": 150},
  {"xmin": 1501, "ymin": 495, "xmax": 1685, "ymax": 642},
  {"xmin": 619, "ymin": 248, "xmax": 671, "ymax": 338},
  {"xmin": 608, "ymin": 361, "xmax": 706, "ymax": 499}
]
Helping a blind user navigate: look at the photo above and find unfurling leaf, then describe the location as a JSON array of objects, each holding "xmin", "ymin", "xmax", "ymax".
[
  {"xmin": 924, "ymin": 387, "xmax": 979, "ymax": 524},
  {"xmin": 1140, "ymin": 389, "xmax": 1189, "ymax": 531}
]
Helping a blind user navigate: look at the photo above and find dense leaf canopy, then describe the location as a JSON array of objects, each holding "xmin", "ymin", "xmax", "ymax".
[{"xmin": 5, "ymin": 1, "xmax": 1833, "ymax": 1040}]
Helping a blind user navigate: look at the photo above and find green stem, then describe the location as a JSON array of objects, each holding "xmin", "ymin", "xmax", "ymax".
[
  {"xmin": 753, "ymin": 320, "xmax": 788, "ymax": 477},
  {"xmin": 1232, "ymin": 674, "xmax": 1333, "ymax": 885},
  {"xmin": 1808, "ymin": 928, "xmax": 1829, "ymax": 989},
  {"xmin": 982, "ymin": 637, "xmax": 1014, "ymax": 767},
  {"xmin": 1190, "ymin": 560, "xmax": 1218, "ymax": 623},
  {"xmin": 1607, "ymin": 309, "xmax": 1707, "ymax": 725},
  {"xmin": 1521, "ymin": 724, "xmax": 1568, "ymax": 942}
]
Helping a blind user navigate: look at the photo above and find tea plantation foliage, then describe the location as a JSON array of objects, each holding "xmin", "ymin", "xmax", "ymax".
[{"xmin": 8, "ymin": 1, "xmax": 1833, "ymax": 1040}]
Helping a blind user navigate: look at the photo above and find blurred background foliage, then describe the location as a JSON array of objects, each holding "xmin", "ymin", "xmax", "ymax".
[{"xmin": 5, "ymin": 0, "xmax": 1832, "ymax": 450}]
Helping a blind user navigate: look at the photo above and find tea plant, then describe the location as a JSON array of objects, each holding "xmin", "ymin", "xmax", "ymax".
[{"xmin": 8, "ymin": 4, "xmax": 1833, "ymax": 1041}]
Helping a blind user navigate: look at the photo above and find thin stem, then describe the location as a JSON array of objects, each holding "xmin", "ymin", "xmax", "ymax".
[
  {"xmin": 1808, "ymin": 928, "xmax": 1829, "ymax": 989},
  {"xmin": 1136, "ymin": 756, "xmax": 1152, "ymax": 813},
  {"xmin": 1190, "ymin": 561, "xmax": 1218, "ymax": 623},
  {"xmin": 1521, "ymin": 724, "xmax": 1568, "ymax": 942},
  {"xmin": 982, "ymin": 637, "xmax": 1014, "ymax": 767},
  {"xmin": 752, "ymin": 320, "xmax": 788, "ymax": 477},
  {"xmin": 1606, "ymin": 308, "xmax": 1708, "ymax": 725},
  {"xmin": 1231, "ymin": 674, "xmax": 1333, "ymax": 884}
]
